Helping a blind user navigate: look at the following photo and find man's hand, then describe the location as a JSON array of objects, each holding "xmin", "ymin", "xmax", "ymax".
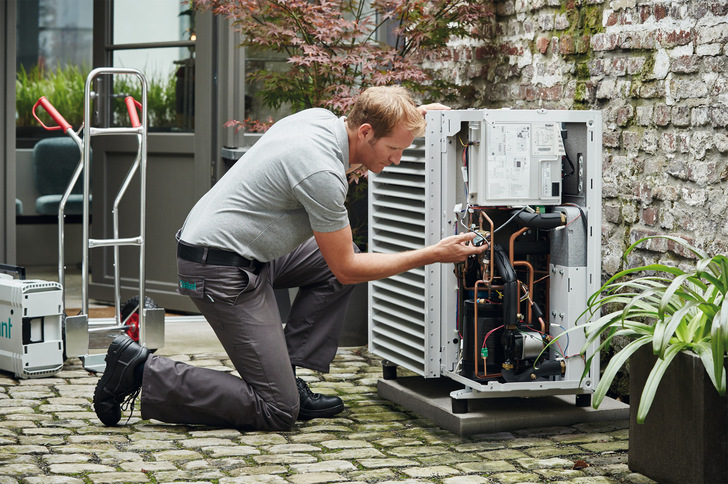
[
  {"xmin": 417, "ymin": 103, "xmax": 451, "ymax": 116},
  {"xmin": 431, "ymin": 232, "xmax": 488, "ymax": 263},
  {"xmin": 315, "ymin": 228, "xmax": 487, "ymax": 285}
]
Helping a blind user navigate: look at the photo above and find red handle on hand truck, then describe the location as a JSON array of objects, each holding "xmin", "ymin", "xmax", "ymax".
[
  {"xmin": 33, "ymin": 96, "xmax": 72, "ymax": 132},
  {"xmin": 125, "ymin": 96, "xmax": 142, "ymax": 128}
]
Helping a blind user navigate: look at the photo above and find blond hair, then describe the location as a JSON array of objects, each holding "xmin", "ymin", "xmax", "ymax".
[{"xmin": 346, "ymin": 86, "xmax": 426, "ymax": 139}]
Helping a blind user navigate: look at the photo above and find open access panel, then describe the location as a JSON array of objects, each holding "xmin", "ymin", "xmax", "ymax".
[{"xmin": 368, "ymin": 109, "xmax": 602, "ymax": 412}]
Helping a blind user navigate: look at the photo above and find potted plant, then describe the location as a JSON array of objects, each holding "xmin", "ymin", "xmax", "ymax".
[{"xmin": 578, "ymin": 234, "xmax": 727, "ymax": 484}]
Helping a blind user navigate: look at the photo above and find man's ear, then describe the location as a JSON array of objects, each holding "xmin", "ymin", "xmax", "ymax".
[{"xmin": 357, "ymin": 123, "xmax": 373, "ymax": 141}]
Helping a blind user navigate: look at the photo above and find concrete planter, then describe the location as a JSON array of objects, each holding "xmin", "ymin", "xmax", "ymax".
[{"xmin": 629, "ymin": 346, "xmax": 728, "ymax": 483}]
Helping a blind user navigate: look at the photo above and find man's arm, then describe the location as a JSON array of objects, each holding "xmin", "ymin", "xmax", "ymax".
[{"xmin": 314, "ymin": 226, "xmax": 487, "ymax": 285}]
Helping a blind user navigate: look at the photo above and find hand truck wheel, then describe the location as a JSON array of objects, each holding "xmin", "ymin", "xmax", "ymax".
[{"xmin": 121, "ymin": 295, "xmax": 158, "ymax": 343}]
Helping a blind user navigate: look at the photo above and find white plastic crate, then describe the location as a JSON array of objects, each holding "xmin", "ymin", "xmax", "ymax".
[{"xmin": 0, "ymin": 274, "xmax": 64, "ymax": 379}]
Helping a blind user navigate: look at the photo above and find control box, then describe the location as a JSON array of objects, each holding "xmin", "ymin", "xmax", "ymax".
[
  {"xmin": 0, "ymin": 274, "xmax": 64, "ymax": 379},
  {"xmin": 468, "ymin": 115, "xmax": 565, "ymax": 206}
]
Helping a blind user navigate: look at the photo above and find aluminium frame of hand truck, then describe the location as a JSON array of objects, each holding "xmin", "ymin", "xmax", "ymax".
[{"xmin": 33, "ymin": 67, "xmax": 165, "ymax": 373}]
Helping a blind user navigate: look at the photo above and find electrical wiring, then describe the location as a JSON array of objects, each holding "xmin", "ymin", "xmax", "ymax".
[
  {"xmin": 455, "ymin": 287, "xmax": 460, "ymax": 336},
  {"xmin": 462, "ymin": 144, "xmax": 470, "ymax": 201},
  {"xmin": 562, "ymin": 202, "xmax": 588, "ymax": 234},
  {"xmin": 475, "ymin": 297, "xmax": 500, "ymax": 305},
  {"xmin": 560, "ymin": 128, "xmax": 575, "ymax": 178},
  {"xmin": 481, "ymin": 324, "xmax": 504, "ymax": 351},
  {"xmin": 534, "ymin": 274, "xmax": 550, "ymax": 285},
  {"xmin": 452, "ymin": 127, "xmax": 590, "ymax": 385},
  {"xmin": 563, "ymin": 210, "xmax": 582, "ymax": 228},
  {"xmin": 494, "ymin": 206, "xmax": 530, "ymax": 234},
  {"xmin": 526, "ymin": 324, "xmax": 563, "ymax": 358},
  {"xmin": 378, "ymin": 110, "xmax": 603, "ymax": 399},
  {"xmin": 550, "ymin": 323, "xmax": 570, "ymax": 354},
  {"xmin": 518, "ymin": 281, "xmax": 531, "ymax": 303},
  {"xmin": 455, "ymin": 143, "xmax": 473, "ymax": 230},
  {"xmin": 562, "ymin": 152, "xmax": 575, "ymax": 178}
]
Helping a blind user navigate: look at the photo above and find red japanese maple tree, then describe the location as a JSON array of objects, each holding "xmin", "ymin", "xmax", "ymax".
[{"xmin": 193, "ymin": 0, "xmax": 492, "ymax": 115}]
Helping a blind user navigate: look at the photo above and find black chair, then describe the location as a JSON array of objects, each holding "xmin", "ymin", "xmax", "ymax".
[{"xmin": 32, "ymin": 137, "xmax": 90, "ymax": 216}]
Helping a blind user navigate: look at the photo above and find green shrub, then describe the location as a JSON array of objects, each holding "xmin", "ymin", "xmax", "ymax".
[
  {"xmin": 17, "ymin": 64, "xmax": 181, "ymax": 130},
  {"xmin": 16, "ymin": 64, "xmax": 87, "ymax": 128}
]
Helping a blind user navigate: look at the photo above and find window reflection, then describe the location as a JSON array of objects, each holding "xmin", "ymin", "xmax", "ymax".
[
  {"xmin": 16, "ymin": 0, "xmax": 196, "ymax": 137},
  {"xmin": 15, "ymin": 0, "xmax": 93, "ymax": 146},
  {"xmin": 244, "ymin": 46, "xmax": 291, "ymax": 124},
  {"xmin": 113, "ymin": 1, "xmax": 192, "ymax": 44},
  {"xmin": 17, "ymin": 0, "xmax": 93, "ymax": 73},
  {"xmin": 110, "ymin": 48, "xmax": 195, "ymax": 131},
  {"xmin": 111, "ymin": 0, "xmax": 195, "ymax": 131}
]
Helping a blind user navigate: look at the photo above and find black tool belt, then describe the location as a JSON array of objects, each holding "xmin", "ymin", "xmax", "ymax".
[{"xmin": 177, "ymin": 239, "xmax": 258, "ymax": 269}]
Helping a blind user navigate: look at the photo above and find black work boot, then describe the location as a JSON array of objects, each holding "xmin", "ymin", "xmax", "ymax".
[
  {"xmin": 93, "ymin": 335, "xmax": 149, "ymax": 426},
  {"xmin": 296, "ymin": 377, "xmax": 345, "ymax": 420}
]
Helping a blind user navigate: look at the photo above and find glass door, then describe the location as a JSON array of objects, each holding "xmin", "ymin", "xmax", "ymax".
[{"xmin": 89, "ymin": 0, "xmax": 215, "ymax": 313}]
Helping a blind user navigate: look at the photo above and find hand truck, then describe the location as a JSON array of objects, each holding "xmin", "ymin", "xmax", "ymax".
[{"xmin": 32, "ymin": 67, "xmax": 165, "ymax": 373}]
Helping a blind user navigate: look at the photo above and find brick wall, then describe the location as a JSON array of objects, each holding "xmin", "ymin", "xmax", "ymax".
[{"xmin": 447, "ymin": 0, "xmax": 728, "ymax": 277}]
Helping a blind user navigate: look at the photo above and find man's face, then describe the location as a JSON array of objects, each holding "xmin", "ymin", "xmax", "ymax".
[{"xmin": 359, "ymin": 124, "xmax": 415, "ymax": 173}]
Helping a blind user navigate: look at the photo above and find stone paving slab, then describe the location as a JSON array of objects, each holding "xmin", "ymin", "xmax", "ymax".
[{"xmin": 0, "ymin": 347, "xmax": 655, "ymax": 483}]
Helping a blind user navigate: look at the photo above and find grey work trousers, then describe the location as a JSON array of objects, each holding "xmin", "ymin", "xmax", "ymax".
[{"xmin": 139, "ymin": 237, "xmax": 356, "ymax": 430}]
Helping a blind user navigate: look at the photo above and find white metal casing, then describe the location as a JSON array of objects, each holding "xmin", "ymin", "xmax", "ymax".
[
  {"xmin": 0, "ymin": 274, "xmax": 64, "ymax": 379},
  {"xmin": 368, "ymin": 108, "xmax": 602, "ymax": 399}
]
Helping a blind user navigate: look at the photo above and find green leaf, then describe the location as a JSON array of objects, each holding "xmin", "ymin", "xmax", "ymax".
[
  {"xmin": 659, "ymin": 273, "xmax": 692, "ymax": 319},
  {"xmin": 636, "ymin": 343, "xmax": 687, "ymax": 424},
  {"xmin": 592, "ymin": 335, "xmax": 652, "ymax": 409},
  {"xmin": 626, "ymin": 235, "xmax": 707, "ymax": 260},
  {"xmin": 710, "ymin": 309, "xmax": 727, "ymax": 394},
  {"xmin": 697, "ymin": 270, "xmax": 723, "ymax": 293},
  {"xmin": 622, "ymin": 291, "xmax": 663, "ymax": 326},
  {"xmin": 582, "ymin": 312, "xmax": 651, "ymax": 348},
  {"xmin": 653, "ymin": 300, "xmax": 696, "ymax": 355},
  {"xmin": 694, "ymin": 341, "xmax": 727, "ymax": 396},
  {"xmin": 724, "ymin": 298, "xmax": 728, "ymax": 351},
  {"xmin": 682, "ymin": 309, "xmax": 708, "ymax": 342}
]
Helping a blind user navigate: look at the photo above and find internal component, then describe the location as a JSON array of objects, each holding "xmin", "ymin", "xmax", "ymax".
[{"xmin": 454, "ymin": 116, "xmax": 586, "ymax": 386}]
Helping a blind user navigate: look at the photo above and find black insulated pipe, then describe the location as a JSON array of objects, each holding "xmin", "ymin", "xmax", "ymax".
[
  {"xmin": 493, "ymin": 245, "xmax": 517, "ymax": 328},
  {"xmin": 514, "ymin": 211, "xmax": 566, "ymax": 230}
]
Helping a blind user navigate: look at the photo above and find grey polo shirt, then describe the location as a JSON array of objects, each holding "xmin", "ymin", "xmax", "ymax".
[{"xmin": 180, "ymin": 108, "xmax": 350, "ymax": 262}]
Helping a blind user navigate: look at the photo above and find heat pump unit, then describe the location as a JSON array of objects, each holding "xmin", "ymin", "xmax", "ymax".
[{"xmin": 368, "ymin": 109, "xmax": 602, "ymax": 412}]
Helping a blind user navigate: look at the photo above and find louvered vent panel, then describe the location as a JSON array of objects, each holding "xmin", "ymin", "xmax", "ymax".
[{"xmin": 368, "ymin": 141, "xmax": 433, "ymax": 376}]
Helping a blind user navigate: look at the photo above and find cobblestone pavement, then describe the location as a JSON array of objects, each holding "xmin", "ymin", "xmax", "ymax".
[{"xmin": 0, "ymin": 347, "xmax": 655, "ymax": 484}]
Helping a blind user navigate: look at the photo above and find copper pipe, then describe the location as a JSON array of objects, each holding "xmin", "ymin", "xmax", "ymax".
[
  {"xmin": 515, "ymin": 261, "xmax": 536, "ymax": 325},
  {"xmin": 508, "ymin": 227, "xmax": 536, "ymax": 324},
  {"xmin": 478, "ymin": 211, "xmax": 495, "ymax": 284},
  {"xmin": 463, "ymin": 282, "xmax": 505, "ymax": 292},
  {"xmin": 508, "ymin": 227, "xmax": 528, "ymax": 265}
]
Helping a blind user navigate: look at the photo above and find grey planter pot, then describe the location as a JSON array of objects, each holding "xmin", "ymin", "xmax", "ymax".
[{"xmin": 629, "ymin": 346, "xmax": 728, "ymax": 484}]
